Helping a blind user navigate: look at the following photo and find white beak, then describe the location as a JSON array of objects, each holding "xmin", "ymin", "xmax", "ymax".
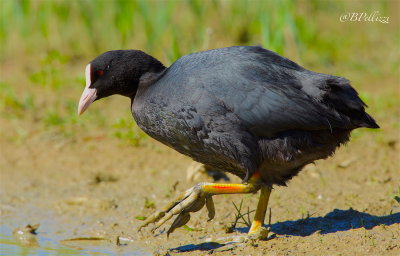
[{"xmin": 78, "ymin": 64, "xmax": 97, "ymax": 115}]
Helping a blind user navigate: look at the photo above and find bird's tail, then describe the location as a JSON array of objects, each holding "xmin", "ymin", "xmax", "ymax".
[{"xmin": 322, "ymin": 77, "xmax": 379, "ymax": 129}]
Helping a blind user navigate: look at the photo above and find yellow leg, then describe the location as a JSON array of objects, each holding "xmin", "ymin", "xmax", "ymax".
[
  {"xmin": 139, "ymin": 172, "xmax": 263, "ymax": 235},
  {"xmin": 201, "ymin": 172, "xmax": 261, "ymax": 194},
  {"xmin": 248, "ymin": 186, "xmax": 271, "ymax": 235}
]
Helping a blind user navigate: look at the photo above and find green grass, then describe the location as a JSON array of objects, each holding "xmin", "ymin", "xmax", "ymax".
[
  {"xmin": 0, "ymin": 0, "xmax": 398, "ymax": 144},
  {"xmin": 28, "ymin": 49, "xmax": 70, "ymax": 90},
  {"xmin": 1, "ymin": 0, "xmax": 347, "ymax": 62},
  {"xmin": 392, "ymin": 186, "xmax": 400, "ymax": 204},
  {"xmin": 112, "ymin": 117, "xmax": 148, "ymax": 146},
  {"xmin": 1, "ymin": 0, "xmax": 396, "ymax": 67},
  {"xmin": 0, "ymin": 82, "xmax": 35, "ymax": 118}
]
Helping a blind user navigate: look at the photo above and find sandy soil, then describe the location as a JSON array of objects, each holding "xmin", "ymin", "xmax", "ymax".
[{"xmin": 1, "ymin": 85, "xmax": 399, "ymax": 256}]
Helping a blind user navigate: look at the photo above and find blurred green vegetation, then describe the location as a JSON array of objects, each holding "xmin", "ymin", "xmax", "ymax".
[
  {"xmin": 2, "ymin": 0, "xmax": 397, "ymax": 64},
  {"xmin": 0, "ymin": 0, "xmax": 398, "ymax": 145},
  {"xmin": 1, "ymin": 0, "xmax": 313, "ymax": 62}
]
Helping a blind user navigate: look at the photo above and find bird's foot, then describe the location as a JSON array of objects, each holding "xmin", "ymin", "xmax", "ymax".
[
  {"xmin": 138, "ymin": 183, "xmax": 215, "ymax": 236},
  {"xmin": 207, "ymin": 227, "xmax": 270, "ymax": 244},
  {"xmin": 198, "ymin": 227, "xmax": 271, "ymax": 253},
  {"xmin": 248, "ymin": 226, "xmax": 270, "ymax": 240},
  {"xmin": 138, "ymin": 179, "xmax": 260, "ymax": 236}
]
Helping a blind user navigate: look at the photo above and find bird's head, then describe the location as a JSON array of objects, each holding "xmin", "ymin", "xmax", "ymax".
[{"xmin": 78, "ymin": 50, "xmax": 165, "ymax": 115}]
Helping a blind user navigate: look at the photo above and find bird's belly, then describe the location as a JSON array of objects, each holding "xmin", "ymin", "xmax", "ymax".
[{"xmin": 257, "ymin": 129, "xmax": 351, "ymax": 186}]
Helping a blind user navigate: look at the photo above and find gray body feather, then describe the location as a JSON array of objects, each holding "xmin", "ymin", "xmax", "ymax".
[{"xmin": 132, "ymin": 46, "xmax": 377, "ymax": 185}]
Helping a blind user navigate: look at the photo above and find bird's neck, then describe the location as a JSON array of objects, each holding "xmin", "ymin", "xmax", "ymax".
[
  {"xmin": 122, "ymin": 55, "xmax": 166, "ymax": 99},
  {"xmin": 127, "ymin": 68, "xmax": 166, "ymax": 102},
  {"xmin": 137, "ymin": 68, "xmax": 166, "ymax": 90}
]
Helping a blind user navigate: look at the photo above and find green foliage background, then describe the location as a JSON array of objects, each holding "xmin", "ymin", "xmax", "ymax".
[{"xmin": 0, "ymin": 0, "xmax": 398, "ymax": 144}]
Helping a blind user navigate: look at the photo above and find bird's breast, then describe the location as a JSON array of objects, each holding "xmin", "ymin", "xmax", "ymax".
[{"xmin": 132, "ymin": 96, "xmax": 202, "ymax": 150}]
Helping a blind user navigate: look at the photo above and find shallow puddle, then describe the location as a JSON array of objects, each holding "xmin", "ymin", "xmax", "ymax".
[{"xmin": 0, "ymin": 225, "xmax": 149, "ymax": 256}]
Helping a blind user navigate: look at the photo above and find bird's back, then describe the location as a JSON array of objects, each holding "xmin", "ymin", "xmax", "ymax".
[
  {"xmin": 133, "ymin": 46, "xmax": 378, "ymax": 184},
  {"xmin": 157, "ymin": 46, "xmax": 378, "ymax": 137}
]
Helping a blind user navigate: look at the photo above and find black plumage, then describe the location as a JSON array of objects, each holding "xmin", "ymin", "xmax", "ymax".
[
  {"xmin": 78, "ymin": 46, "xmax": 380, "ymax": 237},
  {"xmin": 81, "ymin": 46, "xmax": 378, "ymax": 187}
]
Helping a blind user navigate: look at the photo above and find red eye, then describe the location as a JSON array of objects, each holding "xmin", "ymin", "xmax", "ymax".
[{"xmin": 97, "ymin": 70, "xmax": 104, "ymax": 76}]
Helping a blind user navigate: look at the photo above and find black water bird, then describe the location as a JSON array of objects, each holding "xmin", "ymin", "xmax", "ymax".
[{"xmin": 78, "ymin": 46, "xmax": 378, "ymax": 238}]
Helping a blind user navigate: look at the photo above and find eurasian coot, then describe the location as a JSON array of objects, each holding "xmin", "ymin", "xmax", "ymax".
[{"xmin": 78, "ymin": 46, "xmax": 378, "ymax": 238}]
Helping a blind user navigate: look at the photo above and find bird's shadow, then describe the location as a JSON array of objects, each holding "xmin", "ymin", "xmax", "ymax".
[
  {"xmin": 266, "ymin": 208, "xmax": 399, "ymax": 237},
  {"xmin": 171, "ymin": 208, "xmax": 400, "ymax": 252}
]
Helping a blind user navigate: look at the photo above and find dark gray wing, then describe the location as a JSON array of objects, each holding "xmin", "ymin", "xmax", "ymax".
[
  {"xmin": 163, "ymin": 46, "xmax": 377, "ymax": 138},
  {"xmin": 168, "ymin": 46, "xmax": 361, "ymax": 138}
]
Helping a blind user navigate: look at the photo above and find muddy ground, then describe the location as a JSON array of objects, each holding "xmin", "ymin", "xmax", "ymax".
[
  {"xmin": 1, "ymin": 73, "xmax": 400, "ymax": 256},
  {"xmin": 1, "ymin": 7, "xmax": 400, "ymax": 253}
]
